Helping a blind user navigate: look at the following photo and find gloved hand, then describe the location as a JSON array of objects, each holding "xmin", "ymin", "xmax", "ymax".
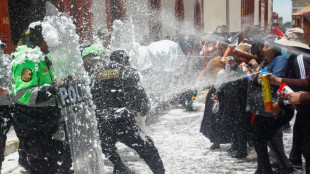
[{"xmin": 36, "ymin": 84, "xmax": 56, "ymax": 103}]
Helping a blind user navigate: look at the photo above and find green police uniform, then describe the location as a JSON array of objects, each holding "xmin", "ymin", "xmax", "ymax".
[
  {"xmin": 12, "ymin": 45, "xmax": 56, "ymax": 107},
  {"xmin": 11, "ymin": 45, "xmax": 60, "ymax": 132},
  {"xmin": 11, "ymin": 45, "xmax": 72, "ymax": 174}
]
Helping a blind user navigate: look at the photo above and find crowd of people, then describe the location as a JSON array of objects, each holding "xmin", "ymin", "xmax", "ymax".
[
  {"xmin": 198, "ymin": 13, "xmax": 310, "ymax": 174},
  {"xmin": 1, "ymin": 7, "xmax": 310, "ymax": 174}
]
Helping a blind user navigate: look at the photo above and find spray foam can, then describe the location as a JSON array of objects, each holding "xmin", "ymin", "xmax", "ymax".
[
  {"xmin": 261, "ymin": 69, "xmax": 273, "ymax": 112},
  {"xmin": 220, "ymin": 46, "xmax": 232, "ymax": 63},
  {"xmin": 277, "ymin": 83, "xmax": 294, "ymax": 98},
  {"xmin": 224, "ymin": 56, "xmax": 232, "ymax": 75},
  {"xmin": 240, "ymin": 62, "xmax": 252, "ymax": 80}
]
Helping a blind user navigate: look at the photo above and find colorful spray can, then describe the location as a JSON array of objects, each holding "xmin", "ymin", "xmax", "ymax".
[
  {"xmin": 240, "ymin": 62, "xmax": 252, "ymax": 80},
  {"xmin": 224, "ymin": 56, "xmax": 233, "ymax": 75},
  {"xmin": 261, "ymin": 69, "xmax": 273, "ymax": 112},
  {"xmin": 224, "ymin": 46, "xmax": 232, "ymax": 57},
  {"xmin": 277, "ymin": 83, "xmax": 294, "ymax": 98},
  {"xmin": 220, "ymin": 46, "xmax": 232, "ymax": 62}
]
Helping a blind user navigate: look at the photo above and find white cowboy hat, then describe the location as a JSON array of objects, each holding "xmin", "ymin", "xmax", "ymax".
[{"xmin": 275, "ymin": 28, "xmax": 310, "ymax": 50}]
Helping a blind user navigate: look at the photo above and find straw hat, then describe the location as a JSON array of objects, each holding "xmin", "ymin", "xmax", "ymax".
[{"xmin": 275, "ymin": 28, "xmax": 310, "ymax": 50}]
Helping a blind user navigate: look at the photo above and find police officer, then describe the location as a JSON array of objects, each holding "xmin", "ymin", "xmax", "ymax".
[
  {"xmin": 82, "ymin": 44, "xmax": 108, "ymax": 73},
  {"xmin": 91, "ymin": 50, "xmax": 165, "ymax": 174},
  {"xmin": 0, "ymin": 41, "xmax": 13, "ymax": 171},
  {"xmin": 11, "ymin": 23, "xmax": 72, "ymax": 174},
  {"xmin": 97, "ymin": 28, "xmax": 112, "ymax": 58}
]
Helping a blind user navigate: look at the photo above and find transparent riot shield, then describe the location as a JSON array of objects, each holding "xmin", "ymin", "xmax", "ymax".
[{"xmin": 41, "ymin": 2, "xmax": 104, "ymax": 173}]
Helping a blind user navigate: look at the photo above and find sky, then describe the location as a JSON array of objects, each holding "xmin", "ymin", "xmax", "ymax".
[{"xmin": 273, "ymin": 0, "xmax": 292, "ymax": 23}]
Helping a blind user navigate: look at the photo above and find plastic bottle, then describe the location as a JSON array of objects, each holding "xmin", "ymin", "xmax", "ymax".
[
  {"xmin": 261, "ymin": 69, "xmax": 273, "ymax": 112},
  {"xmin": 277, "ymin": 83, "xmax": 294, "ymax": 98},
  {"xmin": 212, "ymin": 99, "xmax": 219, "ymax": 113}
]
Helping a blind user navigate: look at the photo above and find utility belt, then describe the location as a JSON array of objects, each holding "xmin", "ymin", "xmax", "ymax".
[
  {"xmin": 13, "ymin": 87, "xmax": 57, "ymax": 107},
  {"xmin": 13, "ymin": 96, "xmax": 56, "ymax": 107}
]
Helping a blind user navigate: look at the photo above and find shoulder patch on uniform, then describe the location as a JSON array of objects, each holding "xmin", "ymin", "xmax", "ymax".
[
  {"xmin": 42, "ymin": 67, "xmax": 48, "ymax": 72},
  {"xmin": 21, "ymin": 68, "xmax": 33, "ymax": 82},
  {"xmin": 98, "ymin": 68, "xmax": 120, "ymax": 81}
]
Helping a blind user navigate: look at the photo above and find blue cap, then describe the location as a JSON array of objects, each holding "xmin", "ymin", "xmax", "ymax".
[
  {"xmin": 261, "ymin": 69, "xmax": 268, "ymax": 74},
  {"xmin": 227, "ymin": 56, "xmax": 233, "ymax": 60}
]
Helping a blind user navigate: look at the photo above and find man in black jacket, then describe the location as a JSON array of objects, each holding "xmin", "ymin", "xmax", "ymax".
[
  {"xmin": 276, "ymin": 27, "xmax": 310, "ymax": 170},
  {"xmin": 91, "ymin": 50, "xmax": 165, "ymax": 174}
]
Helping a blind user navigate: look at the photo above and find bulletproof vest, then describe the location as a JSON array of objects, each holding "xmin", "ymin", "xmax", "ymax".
[{"xmin": 92, "ymin": 62, "xmax": 128, "ymax": 109}]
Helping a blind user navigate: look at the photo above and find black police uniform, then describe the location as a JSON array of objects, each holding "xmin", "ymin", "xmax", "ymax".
[{"xmin": 91, "ymin": 53, "xmax": 165, "ymax": 174}]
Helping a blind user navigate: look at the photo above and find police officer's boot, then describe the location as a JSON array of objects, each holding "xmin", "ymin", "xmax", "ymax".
[{"xmin": 113, "ymin": 163, "xmax": 135, "ymax": 174}]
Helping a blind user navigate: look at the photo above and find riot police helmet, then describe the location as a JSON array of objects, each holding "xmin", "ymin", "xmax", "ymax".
[
  {"xmin": 110, "ymin": 50, "xmax": 129, "ymax": 65},
  {"xmin": 28, "ymin": 22, "xmax": 44, "ymax": 45},
  {"xmin": 27, "ymin": 22, "xmax": 49, "ymax": 54}
]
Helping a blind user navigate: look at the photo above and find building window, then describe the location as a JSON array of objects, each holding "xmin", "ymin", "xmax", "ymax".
[
  {"xmin": 55, "ymin": 0, "xmax": 72, "ymax": 16},
  {"xmin": 241, "ymin": 0, "xmax": 254, "ymax": 28},
  {"xmin": 175, "ymin": 0, "xmax": 184, "ymax": 34},
  {"xmin": 259, "ymin": 0, "xmax": 262, "ymax": 26},
  {"xmin": 194, "ymin": 0, "xmax": 201, "ymax": 31},
  {"xmin": 201, "ymin": 0, "xmax": 204, "ymax": 30},
  {"xmin": 264, "ymin": 0, "xmax": 268, "ymax": 29},
  {"xmin": 149, "ymin": 0, "xmax": 162, "ymax": 41},
  {"xmin": 106, "ymin": 0, "xmax": 127, "ymax": 31},
  {"xmin": 297, "ymin": 19, "xmax": 300, "ymax": 28}
]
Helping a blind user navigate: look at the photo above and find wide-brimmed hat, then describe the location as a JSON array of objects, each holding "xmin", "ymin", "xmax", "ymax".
[{"xmin": 275, "ymin": 28, "xmax": 310, "ymax": 50}]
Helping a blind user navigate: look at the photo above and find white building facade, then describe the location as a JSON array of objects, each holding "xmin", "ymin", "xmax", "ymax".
[
  {"xmin": 203, "ymin": 0, "xmax": 273, "ymax": 33},
  {"xmin": 89, "ymin": 0, "xmax": 273, "ymax": 42}
]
